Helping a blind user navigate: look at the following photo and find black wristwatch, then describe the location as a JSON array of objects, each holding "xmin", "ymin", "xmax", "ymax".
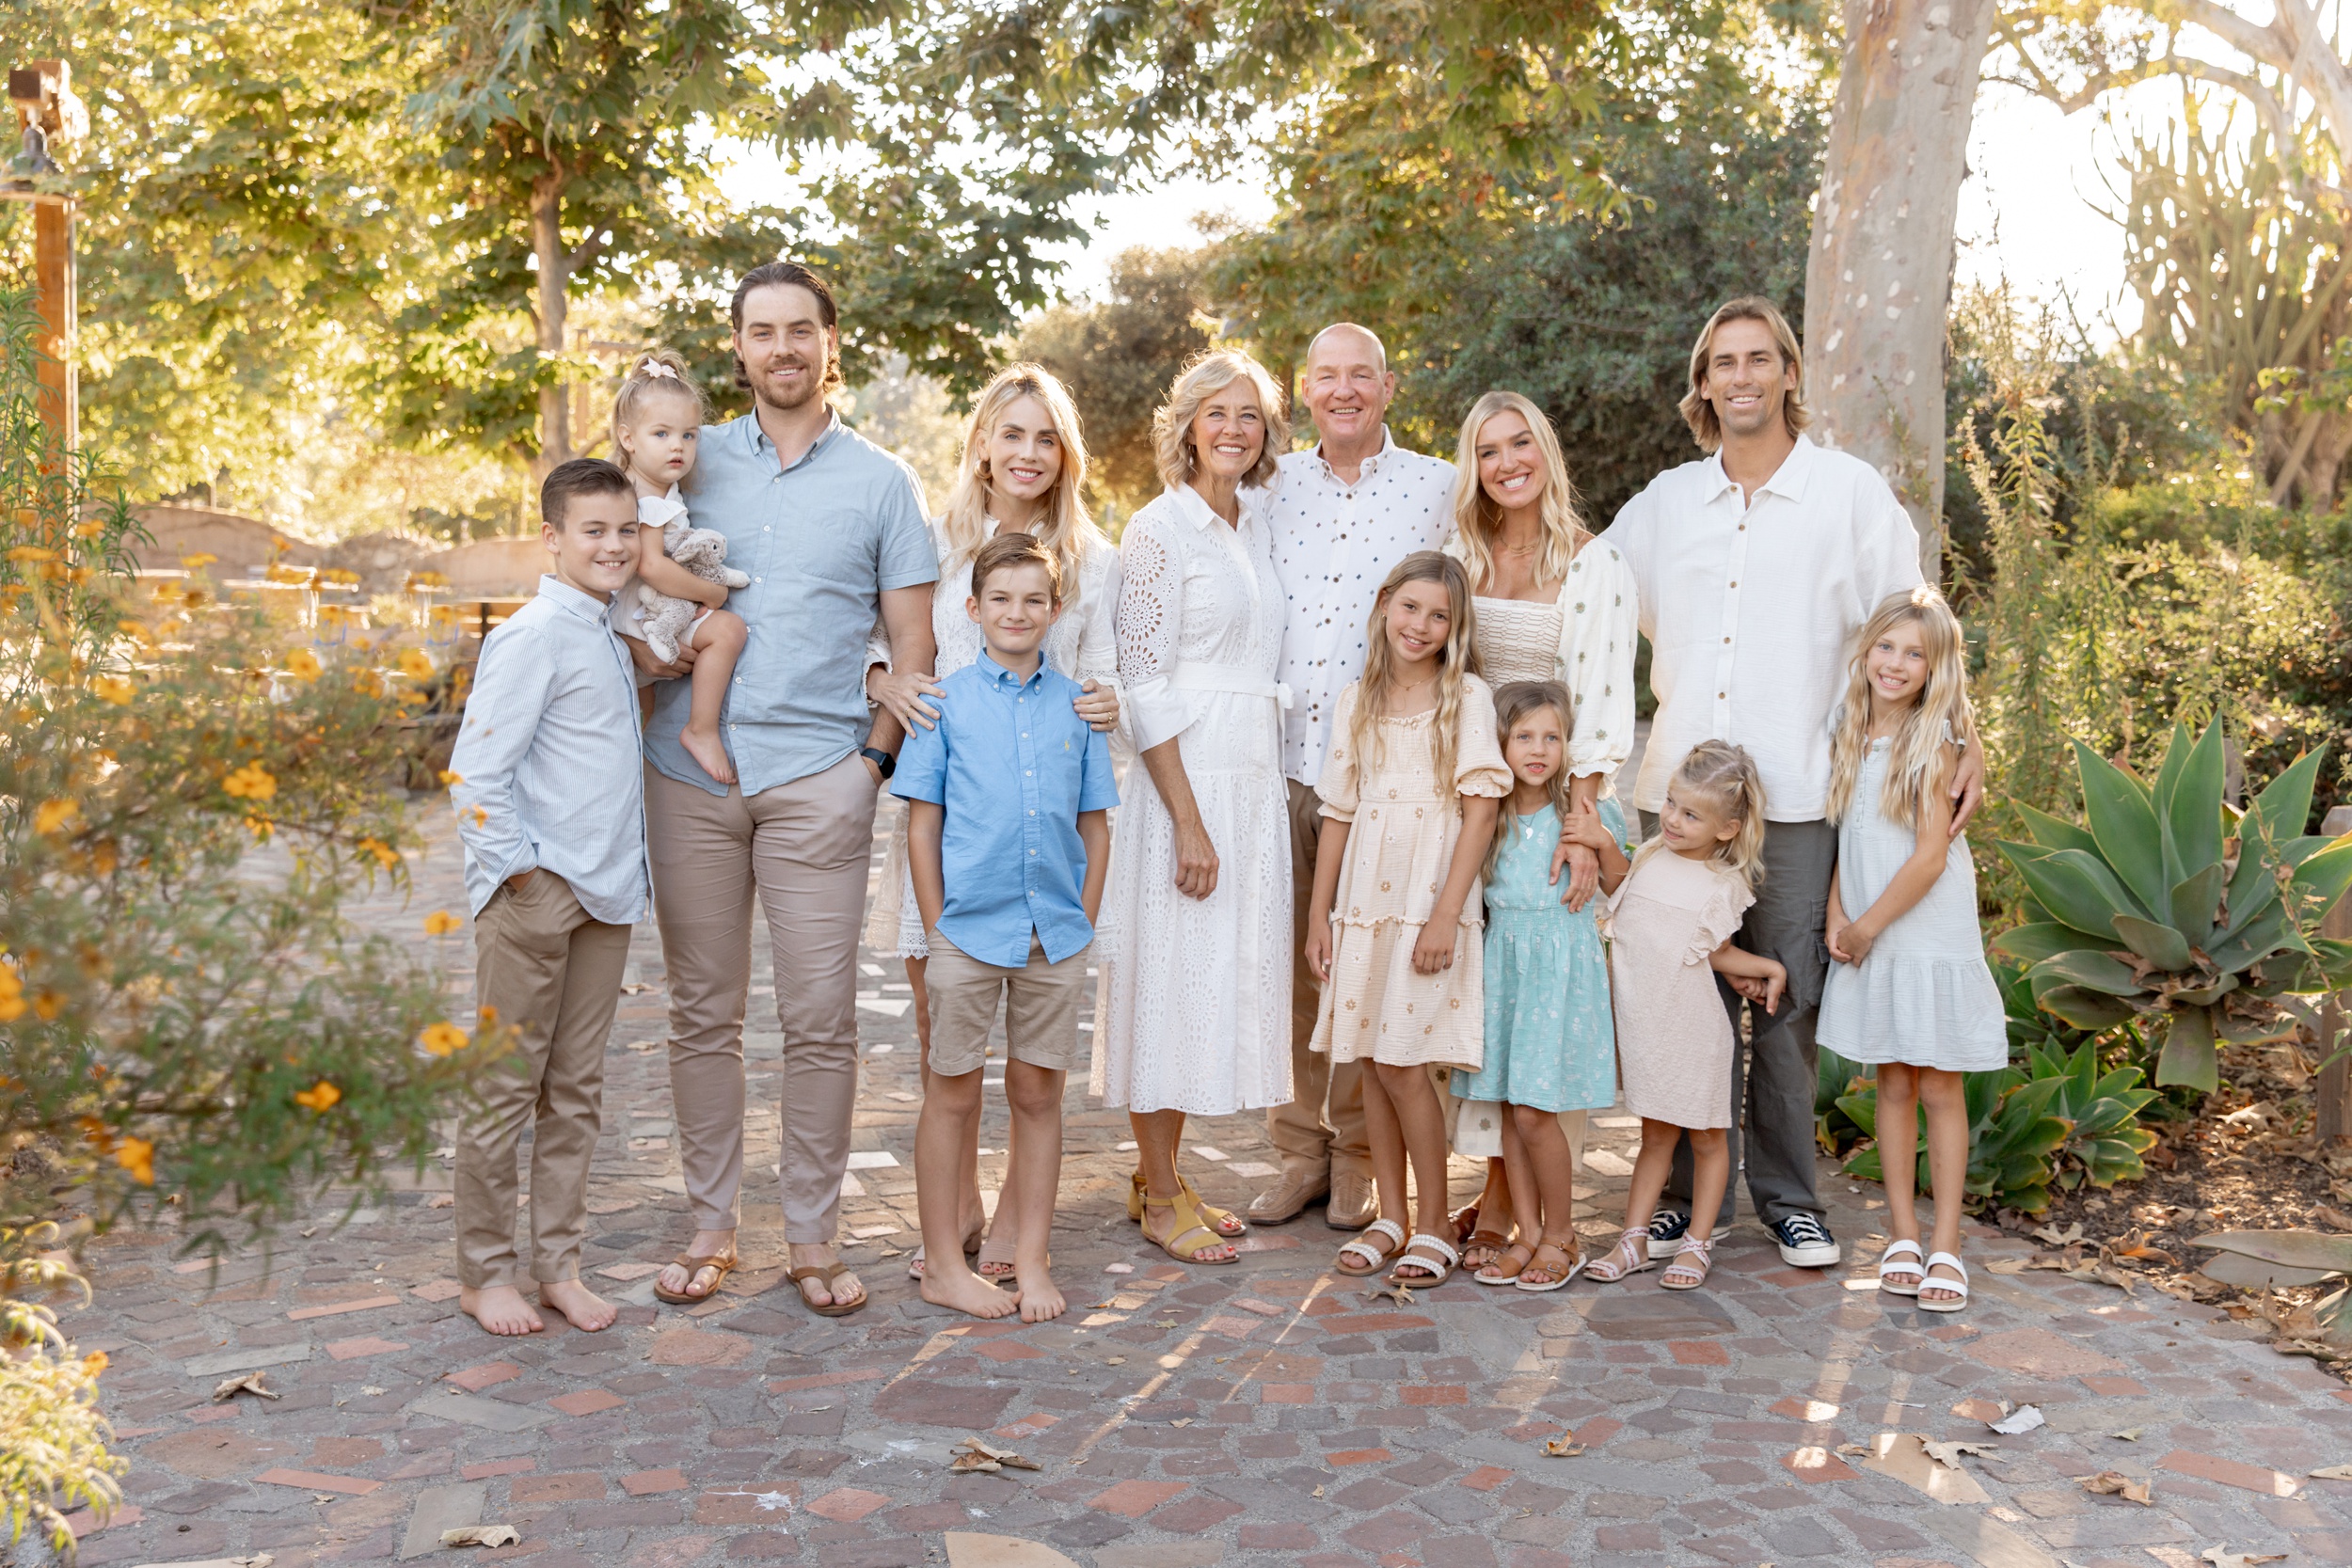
[{"xmin": 859, "ymin": 746, "xmax": 897, "ymax": 781}]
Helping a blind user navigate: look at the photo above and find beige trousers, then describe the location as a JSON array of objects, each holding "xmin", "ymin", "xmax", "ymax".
[
  {"xmin": 646, "ymin": 756, "xmax": 876, "ymax": 1243},
  {"xmin": 1267, "ymin": 777, "xmax": 1370, "ymax": 1183},
  {"xmin": 455, "ymin": 872, "xmax": 631, "ymax": 1290}
]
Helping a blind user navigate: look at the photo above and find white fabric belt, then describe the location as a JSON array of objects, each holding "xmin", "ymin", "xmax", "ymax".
[{"xmin": 1170, "ymin": 661, "xmax": 1293, "ymax": 709}]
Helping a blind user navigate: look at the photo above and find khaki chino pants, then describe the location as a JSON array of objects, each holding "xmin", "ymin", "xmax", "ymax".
[
  {"xmin": 455, "ymin": 871, "xmax": 631, "ymax": 1290},
  {"xmin": 1267, "ymin": 777, "xmax": 1371, "ymax": 1184},
  {"xmin": 646, "ymin": 756, "xmax": 876, "ymax": 1244}
]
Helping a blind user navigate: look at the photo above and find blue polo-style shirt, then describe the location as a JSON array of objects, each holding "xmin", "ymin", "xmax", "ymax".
[
  {"xmin": 647, "ymin": 411, "xmax": 937, "ymax": 796},
  {"xmin": 891, "ymin": 651, "xmax": 1120, "ymax": 966}
]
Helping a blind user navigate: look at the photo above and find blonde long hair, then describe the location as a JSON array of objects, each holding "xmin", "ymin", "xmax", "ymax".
[
  {"xmin": 938, "ymin": 363, "xmax": 1100, "ymax": 597},
  {"xmin": 1348, "ymin": 552, "xmax": 1482, "ymax": 801},
  {"xmin": 1450, "ymin": 390, "xmax": 1591, "ymax": 594},
  {"xmin": 1152, "ymin": 351, "xmax": 1288, "ymax": 492},
  {"xmin": 1677, "ymin": 296, "xmax": 1812, "ymax": 453},
  {"xmin": 1634, "ymin": 739, "xmax": 1770, "ymax": 889},
  {"xmin": 1826, "ymin": 586, "xmax": 1972, "ymax": 831},
  {"xmin": 1486, "ymin": 679, "xmax": 1575, "ymax": 879}
]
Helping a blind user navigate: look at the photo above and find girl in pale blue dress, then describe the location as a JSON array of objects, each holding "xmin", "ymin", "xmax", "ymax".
[
  {"xmin": 1819, "ymin": 588, "xmax": 2004, "ymax": 1316},
  {"xmin": 1455, "ymin": 681, "xmax": 1623, "ymax": 1291}
]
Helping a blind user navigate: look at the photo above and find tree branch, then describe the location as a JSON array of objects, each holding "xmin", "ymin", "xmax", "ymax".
[{"xmin": 566, "ymin": 228, "xmax": 611, "ymax": 276}]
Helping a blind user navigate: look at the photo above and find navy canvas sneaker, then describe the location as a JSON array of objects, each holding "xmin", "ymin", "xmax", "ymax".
[
  {"xmin": 1772, "ymin": 1212, "xmax": 1840, "ymax": 1267},
  {"xmin": 1645, "ymin": 1207, "xmax": 1690, "ymax": 1260}
]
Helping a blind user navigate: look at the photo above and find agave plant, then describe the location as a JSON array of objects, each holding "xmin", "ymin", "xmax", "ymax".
[
  {"xmin": 1991, "ymin": 722, "xmax": 2352, "ymax": 1091},
  {"xmin": 2189, "ymin": 1231, "xmax": 2352, "ymax": 1340}
]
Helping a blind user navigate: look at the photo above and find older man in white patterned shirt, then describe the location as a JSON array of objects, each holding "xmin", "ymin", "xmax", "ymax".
[{"xmin": 1248, "ymin": 323, "xmax": 1456, "ymax": 1231}]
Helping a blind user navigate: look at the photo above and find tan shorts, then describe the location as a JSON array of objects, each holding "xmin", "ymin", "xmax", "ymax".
[{"xmin": 925, "ymin": 928, "xmax": 1090, "ymax": 1077}]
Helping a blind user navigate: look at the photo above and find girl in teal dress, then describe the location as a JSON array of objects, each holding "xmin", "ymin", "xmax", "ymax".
[{"xmin": 1456, "ymin": 680, "xmax": 1625, "ymax": 1291}]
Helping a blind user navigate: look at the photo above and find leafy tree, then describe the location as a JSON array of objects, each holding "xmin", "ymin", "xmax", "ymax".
[{"xmin": 1016, "ymin": 247, "xmax": 1218, "ymax": 515}]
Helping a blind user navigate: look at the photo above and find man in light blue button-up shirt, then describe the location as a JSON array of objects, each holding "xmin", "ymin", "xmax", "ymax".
[{"xmin": 627, "ymin": 262, "xmax": 938, "ymax": 1318}]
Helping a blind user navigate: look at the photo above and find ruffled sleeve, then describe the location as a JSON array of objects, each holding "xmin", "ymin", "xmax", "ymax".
[
  {"xmin": 1315, "ymin": 683, "xmax": 1362, "ymax": 823},
  {"xmin": 1560, "ymin": 539, "xmax": 1638, "ymax": 781},
  {"xmin": 1116, "ymin": 499, "xmax": 1193, "ymax": 752},
  {"xmin": 1686, "ymin": 868, "xmax": 1756, "ymax": 967},
  {"xmin": 1453, "ymin": 677, "xmax": 1512, "ymax": 799}
]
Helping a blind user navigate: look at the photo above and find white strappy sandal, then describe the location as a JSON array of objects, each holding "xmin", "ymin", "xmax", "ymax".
[
  {"xmin": 1336, "ymin": 1217, "xmax": 1405, "ymax": 1276},
  {"xmin": 1916, "ymin": 1251, "xmax": 1970, "ymax": 1313},
  {"xmin": 1386, "ymin": 1233, "xmax": 1458, "ymax": 1290},
  {"xmin": 1877, "ymin": 1238, "xmax": 1926, "ymax": 1298}
]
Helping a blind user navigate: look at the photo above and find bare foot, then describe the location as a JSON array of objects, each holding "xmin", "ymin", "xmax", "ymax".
[
  {"xmin": 657, "ymin": 1228, "xmax": 737, "ymax": 1300},
  {"xmin": 460, "ymin": 1284, "xmax": 543, "ymax": 1337},
  {"xmin": 788, "ymin": 1243, "xmax": 865, "ymax": 1312},
  {"xmin": 680, "ymin": 723, "xmax": 736, "ymax": 785},
  {"xmin": 920, "ymin": 1259, "xmax": 1017, "ymax": 1320},
  {"xmin": 1015, "ymin": 1260, "xmax": 1065, "ymax": 1323},
  {"xmin": 538, "ymin": 1278, "xmax": 617, "ymax": 1332}
]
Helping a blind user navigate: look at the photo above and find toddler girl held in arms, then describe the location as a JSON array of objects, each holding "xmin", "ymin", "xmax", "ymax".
[
  {"xmin": 1305, "ymin": 552, "xmax": 1511, "ymax": 1289},
  {"xmin": 1820, "ymin": 587, "xmax": 2004, "ymax": 1313},
  {"xmin": 1584, "ymin": 740, "xmax": 1786, "ymax": 1291},
  {"xmin": 610, "ymin": 351, "xmax": 748, "ymax": 787}
]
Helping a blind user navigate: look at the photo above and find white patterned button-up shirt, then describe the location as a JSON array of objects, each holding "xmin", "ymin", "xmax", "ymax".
[
  {"xmin": 1603, "ymin": 436, "xmax": 1923, "ymax": 821},
  {"xmin": 1268, "ymin": 429, "xmax": 1456, "ymax": 789}
]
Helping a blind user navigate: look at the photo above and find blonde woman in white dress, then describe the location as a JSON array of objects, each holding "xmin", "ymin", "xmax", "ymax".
[
  {"xmin": 1440, "ymin": 389, "xmax": 1638, "ymax": 1273},
  {"xmin": 865, "ymin": 364, "xmax": 1121, "ymax": 1281},
  {"xmin": 1094, "ymin": 351, "xmax": 1294, "ymax": 1264}
]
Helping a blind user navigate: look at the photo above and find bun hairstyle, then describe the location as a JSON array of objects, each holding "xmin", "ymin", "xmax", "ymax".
[
  {"xmin": 1826, "ymin": 586, "xmax": 1973, "ymax": 831},
  {"xmin": 1486, "ymin": 679, "xmax": 1575, "ymax": 878},
  {"xmin": 612, "ymin": 349, "xmax": 707, "ymax": 468},
  {"xmin": 1349, "ymin": 551, "xmax": 1482, "ymax": 803},
  {"xmin": 1640, "ymin": 739, "xmax": 1769, "ymax": 888}
]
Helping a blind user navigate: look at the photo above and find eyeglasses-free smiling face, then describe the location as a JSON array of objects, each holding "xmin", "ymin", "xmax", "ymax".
[
  {"xmin": 543, "ymin": 490, "xmax": 642, "ymax": 599},
  {"xmin": 1300, "ymin": 325, "xmax": 1394, "ymax": 449},
  {"xmin": 1866, "ymin": 616, "xmax": 1931, "ymax": 713},
  {"xmin": 1698, "ymin": 315, "xmax": 1791, "ymax": 444},
  {"xmin": 1657, "ymin": 783, "xmax": 1741, "ymax": 859},
  {"xmin": 1474, "ymin": 407, "xmax": 1549, "ymax": 513},
  {"xmin": 968, "ymin": 561, "xmax": 1061, "ymax": 662},
  {"xmin": 1188, "ymin": 384, "xmax": 1266, "ymax": 482},
  {"xmin": 734, "ymin": 282, "xmax": 834, "ymax": 413},
  {"xmin": 983, "ymin": 394, "xmax": 1063, "ymax": 504},
  {"xmin": 1380, "ymin": 577, "xmax": 1454, "ymax": 670}
]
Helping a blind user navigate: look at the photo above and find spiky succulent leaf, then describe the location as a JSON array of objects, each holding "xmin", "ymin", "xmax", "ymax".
[
  {"xmin": 1991, "ymin": 921, "xmax": 2130, "ymax": 966},
  {"xmin": 2039, "ymin": 985, "xmax": 2142, "ymax": 1030},
  {"xmin": 2153, "ymin": 1005, "xmax": 2219, "ymax": 1092},
  {"xmin": 2013, "ymin": 801, "xmax": 2103, "ymax": 857},
  {"xmin": 2207, "ymin": 902, "xmax": 2297, "ymax": 974},
  {"xmin": 2189, "ymin": 1230, "xmax": 2352, "ymax": 1274},
  {"xmin": 2109, "ymin": 913, "xmax": 2194, "ymax": 973},
  {"xmin": 2290, "ymin": 836, "xmax": 2352, "ymax": 913},
  {"xmin": 2159, "ymin": 722, "xmax": 2228, "ymax": 892},
  {"xmin": 2074, "ymin": 740, "xmax": 2168, "ymax": 913},
  {"xmin": 2028, "ymin": 949, "xmax": 2144, "ymax": 997},
  {"xmin": 2000, "ymin": 844, "xmax": 2150, "ymax": 935},
  {"xmin": 2246, "ymin": 749, "xmax": 2324, "ymax": 854},
  {"xmin": 2169, "ymin": 864, "xmax": 2224, "ymax": 945}
]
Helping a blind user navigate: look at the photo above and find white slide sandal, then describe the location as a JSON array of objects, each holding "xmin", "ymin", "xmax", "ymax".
[
  {"xmin": 1916, "ymin": 1251, "xmax": 1970, "ymax": 1313},
  {"xmin": 1877, "ymin": 1238, "xmax": 1925, "ymax": 1297},
  {"xmin": 1336, "ymin": 1217, "xmax": 1406, "ymax": 1276}
]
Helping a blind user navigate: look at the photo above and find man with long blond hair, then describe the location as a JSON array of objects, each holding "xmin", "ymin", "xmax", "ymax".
[
  {"xmin": 1599, "ymin": 295, "xmax": 1985, "ymax": 1270},
  {"xmin": 1248, "ymin": 324, "xmax": 1457, "ymax": 1231}
]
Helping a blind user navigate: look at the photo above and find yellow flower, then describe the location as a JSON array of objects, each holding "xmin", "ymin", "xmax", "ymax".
[
  {"xmin": 33, "ymin": 799, "xmax": 76, "ymax": 834},
  {"xmin": 284, "ymin": 648, "xmax": 322, "ymax": 681},
  {"xmin": 396, "ymin": 648, "xmax": 436, "ymax": 681},
  {"xmin": 422, "ymin": 910, "xmax": 461, "ymax": 936},
  {"xmin": 294, "ymin": 1080, "xmax": 342, "ymax": 1112},
  {"xmin": 419, "ymin": 1021, "xmax": 469, "ymax": 1056},
  {"xmin": 32, "ymin": 990, "xmax": 62, "ymax": 1022},
  {"xmin": 180, "ymin": 552, "xmax": 217, "ymax": 569},
  {"xmin": 114, "ymin": 1136, "xmax": 154, "ymax": 1186},
  {"xmin": 7, "ymin": 545, "xmax": 56, "ymax": 563},
  {"xmin": 222, "ymin": 762, "xmax": 278, "ymax": 800},
  {"xmin": 0, "ymin": 965, "xmax": 23, "ymax": 1023},
  {"xmin": 477, "ymin": 1004, "xmax": 499, "ymax": 1027},
  {"xmin": 356, "ymin": 836, "xmax": 400, "ymax": 869},
  {"xmin": 81, "ymin": 1350, "xmax": 107, "ymax": 1374},
  {"xmin": 352, "ymin": 668, "xmax": 384, "ymax": 698},
  {"xmin": 245, "ymin": 815, "xmax": 274, "ymax": 841},
  {"xmin": 438, "ymin": 769, "xmax": 464, "ymax": 788},
  {"xmin": 89, "ymin": 675, "xmax": 134, "ymax": 705},
  {"xmin": 464, "ymin": 805, "xmax": 487, "ymax": 829}
]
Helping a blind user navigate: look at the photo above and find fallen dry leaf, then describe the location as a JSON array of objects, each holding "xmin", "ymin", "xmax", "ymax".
[
  {"xmin": 2315, "ymin": 1205, "xmax": 2352, "ymax": 1231},
  {"xmin": 1983, "ymin": 1258, "xmax": 2030, "ymax": 1275},
  {"xmin": 2111, "ymin": 1428, "xmax": 2143, "ymax": 1441},
  {"xmin": 1951, "ymin": 1398, "xmax": 2009, "ymax": 1425},
  {"xmin": 442, "ymin": 1525, "xmax": 522, "ymax": 1548},
  {"xmin": 1836, "ymin": 1442, "xmax": 1870, "ymax": 1456},
  {"xmin": 2082, "ymin": 1470, "xmax": 2153, "ymax": 1505},
  {"xmin": 2200, "ymin": 1548, "xmax": 2286, "ymax": 1567},
  {"xmin": 1920, "ymin": 1439, "xmax": 1996, "ymax": 1470},
  {"xmin": 1364, "ymin": 1282, "xmax": 1414, "ymax": 1306},
  {"xmin": 953, "ymin": 1436, "xmax": 1039, "ymax": 1472},
  {"xmin": 1541, "ymin": 1437, "xmax": 1586, "ymax": 1457},
  {"xmin": 1991, "ymin": 1405, "xmax": 2045, "ymax": 1435},
  {"xmin": 949, "ymin": 1450, "xmax": 1002, "ymax": 1474},
  {"xmin": 2310, "ymin": 1462, "xmax": 2352, "ymax": 1480},
  {"xmin": 212, "ymin": 1370, "xmax": 280, "ymax": 1402},
  {"xmin": 2032, "ymin": 1220, "xmax": 2085, "ymax": 1247}
]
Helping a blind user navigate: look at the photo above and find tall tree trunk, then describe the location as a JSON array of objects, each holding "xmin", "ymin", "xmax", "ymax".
[
  {"xmin": 531, "ymin": 159, "xmax": 571, "ymax": 483},
  {"xmin": 1804, "ymin": 0, "xmax": 1995, "ymax": 581}
]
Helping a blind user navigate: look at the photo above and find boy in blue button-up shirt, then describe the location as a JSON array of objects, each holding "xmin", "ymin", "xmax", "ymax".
[{"xmin": 894, "ymin": 533, "xmax": 1116, "ymax": 1323}]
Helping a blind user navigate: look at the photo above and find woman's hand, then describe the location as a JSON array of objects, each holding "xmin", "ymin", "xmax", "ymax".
[
  {"xmin": 1173, "ymin": 817, "xmax": 1220, "ymax": 900},
  {"xmin": 1073, "ymin": 678, "xmax": 1120, "ymax": 734},
  {"xmin": 867, "ymin": 665, "xmax": 945, "ymax": 733},
  {"xmin": 1947, "ymin": 741, "xmax": 1987, "ymax": 836},
  {"xmin": 1304, "ymin": 920, "xmax": 1333, "ymax": 982},
  {"xmin": 1412, "ymin": 913, "xmax": 1459, "ymax": 974}
]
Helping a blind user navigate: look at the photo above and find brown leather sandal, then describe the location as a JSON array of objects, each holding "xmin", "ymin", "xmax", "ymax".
[
  {"xmin": 652, "ymin": 1251, "xmax": 736, "ymax": 1306},
  {"xmin": 788, "ymin": 1260, "xmax": 868, "ymax": 1317}
]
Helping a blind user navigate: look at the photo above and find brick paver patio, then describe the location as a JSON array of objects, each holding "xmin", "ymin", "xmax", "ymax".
[{"xmin": 45, "ymin": 807, "xmax": 2352, "ymax": 1568}]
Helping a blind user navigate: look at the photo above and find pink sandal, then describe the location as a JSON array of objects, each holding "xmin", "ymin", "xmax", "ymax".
[
  {"xmin": 1660, "ymin": 1235, "xmax": 1713, "ymax": 1291},
  {"xmin": 1584, "ymin": 1227, "xmax": 1653, "ymax": 1282}
]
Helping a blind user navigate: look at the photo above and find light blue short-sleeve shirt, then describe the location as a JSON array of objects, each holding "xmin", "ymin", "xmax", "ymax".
[
  {"xmin": 647, "ymin": 411, "xmax": 938, "ymax": 796},
  {"xmin": 891, "ymin": 652, "xmax": 1120, "ymax": 967}
]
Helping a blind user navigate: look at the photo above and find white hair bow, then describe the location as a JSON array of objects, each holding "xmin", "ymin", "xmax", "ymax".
[{"xmin": 640, "ymin": 359, "xmax": 680, "ymax": 381}]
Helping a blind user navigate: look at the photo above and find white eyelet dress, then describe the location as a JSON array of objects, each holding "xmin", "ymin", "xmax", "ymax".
[
  {"xmin": 861, "ymin": 518, "xmax": 1123, "ymax": 958},
  {"xmin": 1091, "ymin": 483, "xmax": 1294, "ymax": 1116}
]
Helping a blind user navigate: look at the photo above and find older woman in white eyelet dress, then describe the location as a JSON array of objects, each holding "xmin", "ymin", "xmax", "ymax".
[
  {"xmin": 1440, "ymin": 390, "xmax": 1639, "ymax": 1268},
  {"xmin": 1093, "ymin": 350, "xmax": 1295, "ymax": 1266},
  {"xmin": 864, "ymin": 364, "xmax": 1121, "ymax": 1282}
]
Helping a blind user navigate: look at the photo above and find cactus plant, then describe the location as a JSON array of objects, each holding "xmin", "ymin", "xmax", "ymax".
[{"xmin": 1991, "ymin": 722, "xmax": 2352, "ymax": 1092}]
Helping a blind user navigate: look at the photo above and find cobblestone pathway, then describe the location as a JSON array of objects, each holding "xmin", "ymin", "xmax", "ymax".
[{"xmin": 45, "ymin": 807, "xmax": 2352, "ymax": 1568}]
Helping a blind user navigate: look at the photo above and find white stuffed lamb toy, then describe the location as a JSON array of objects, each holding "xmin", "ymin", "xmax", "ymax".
[{"xmin": 637, "ymin": 515, "xmax": 749, "ymax": 662}]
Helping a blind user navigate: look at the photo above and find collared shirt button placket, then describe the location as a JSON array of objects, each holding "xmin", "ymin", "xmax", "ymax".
[{"xmin": 1715, "ymin": 493, "xmax": 1754, "ymax": 735}]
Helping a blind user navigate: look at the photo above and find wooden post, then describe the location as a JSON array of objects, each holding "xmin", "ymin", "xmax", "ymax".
[
  {"xmin": 2318, "ymin": 803, "xmax": 2352, "ymax": 1143},
  {"xmin": 8, "ymin": 61, "xmax": 81, "ymax": 451}
]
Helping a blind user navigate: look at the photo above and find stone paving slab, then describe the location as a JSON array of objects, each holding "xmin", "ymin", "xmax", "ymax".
[{"xmin": 42, "ymin": 807, "xmax": 2352, "ymax": 1568}]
